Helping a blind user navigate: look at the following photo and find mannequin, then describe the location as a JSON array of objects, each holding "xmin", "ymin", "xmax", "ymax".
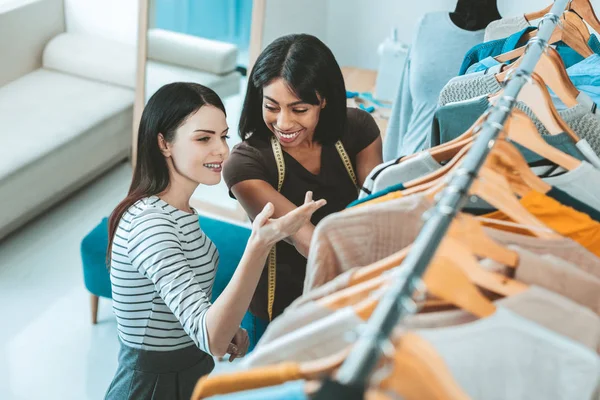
[{"xmin": 450, "ymin": 0, "xmax": 502, "ymax": 31}]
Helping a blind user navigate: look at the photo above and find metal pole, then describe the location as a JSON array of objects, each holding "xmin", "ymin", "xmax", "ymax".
[{"xmin": 336, "ymin": 0, "xmax": 571, "ymax": 385}]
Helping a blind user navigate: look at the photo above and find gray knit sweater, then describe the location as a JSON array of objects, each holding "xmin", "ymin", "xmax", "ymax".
[{"xmin": 438, "ymin": 68, "xmax": 600, "ymax": 155}]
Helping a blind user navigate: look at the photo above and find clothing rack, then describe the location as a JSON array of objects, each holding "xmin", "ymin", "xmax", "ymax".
[{"xmin": 334, "ymin": 0, "xmax": 572, "ymax": 386}]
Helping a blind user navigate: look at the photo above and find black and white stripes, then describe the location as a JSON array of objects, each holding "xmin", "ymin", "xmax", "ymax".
[{"xmin": 110, "ymin": 196, "xmax": 218, "ymax": 354}]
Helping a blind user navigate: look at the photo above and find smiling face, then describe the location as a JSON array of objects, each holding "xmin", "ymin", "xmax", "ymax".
[
  {"xmin": 160, "ymin": 105, "xmax": 230, "ymax": 187},
  {"xmin": 261, "ymin": 78, "xmax": 326, "ymax": 148}
]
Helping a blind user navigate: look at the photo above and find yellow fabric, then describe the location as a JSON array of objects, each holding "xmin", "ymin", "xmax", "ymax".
[
  {"xmin": 481, "ymin": 191, "xmax": 600, "ymax": 258},
  {"xmin": 191, "ymin": 362, "xmax": 302, "ymax": 399},
  {"xmin": 353, "ymin": 191, "xmax": 404, "ymax": 209}
]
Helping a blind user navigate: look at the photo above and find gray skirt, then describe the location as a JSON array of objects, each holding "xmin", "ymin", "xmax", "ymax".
[{"xmin": 105, "ymin": 341, "xmax": 214, "ymax": 400}]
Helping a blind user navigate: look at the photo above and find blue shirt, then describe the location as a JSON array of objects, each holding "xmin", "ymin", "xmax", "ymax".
[
  {"xmin": 459, "ymin": 28, "xmax": 600, "ymax": 75},
  {"xmin": 347, "ymin": 182, "xmax": 405, "ymax": 208},
  {"xmin": 558, "ymin": 54, "xmax": 600, "ymax": 107}
]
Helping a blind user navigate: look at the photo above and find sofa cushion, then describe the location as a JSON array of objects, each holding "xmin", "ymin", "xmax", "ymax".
[
  {"xmin": 147, "ymin": 29, "xmax": 238, "ymax": 75},
  {"xmin": 145, "ymin": 60, "xmax": 241, "ymax": 102},
  {"xmin": 0, "ymin": 68, "xmax": 133, "ymax": 181},
  {"xmin": 43, "ymin": 32, "xmax": 136, "ymax": 89},
  {"xmin": 0, "ymin": 68, "xmax": 133, "ymax": 239}
]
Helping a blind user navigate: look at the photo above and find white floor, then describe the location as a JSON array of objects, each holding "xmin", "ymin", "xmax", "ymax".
[
  {"xmin": 0, "ymin": 161, "xmax": 243, "ymax": 400},
  {"xmin": 0, "ymin": 89, "xmax": 247, "ymax": 399}
]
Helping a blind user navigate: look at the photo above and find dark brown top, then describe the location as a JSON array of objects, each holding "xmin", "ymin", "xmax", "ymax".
[{"xmin": 223, "ymin": 108, "xmax": 380, "ymax": 320}]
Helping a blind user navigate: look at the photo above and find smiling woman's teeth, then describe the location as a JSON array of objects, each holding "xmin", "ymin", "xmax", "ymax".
[
  {"xmin": 279, "ymin": 130, "xmax": 300, "ymax": 139},
  {"xmin": 204, "ymin": 163, "xmax": 221, "ymax": 169}
]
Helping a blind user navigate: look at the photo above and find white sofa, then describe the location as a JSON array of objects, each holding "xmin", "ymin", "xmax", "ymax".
[
  {"xmin": 0, "ymin": 0, "xmax": 135, "ymax": 240},
  {"xmin": 145, "ymin": 29, "xmax": 242, "ymax": 102},
  {"xmin": 0, "ymin": 1, "xmax": 242, "ymax": 240}
]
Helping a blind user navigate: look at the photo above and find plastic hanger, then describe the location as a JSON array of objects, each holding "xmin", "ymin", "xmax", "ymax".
[
  {"xmin": 495, "ymin": 46, "xmax": 580, "ymax": 108},
  {"xmin": 569, "ymin": 0, "xmax": 600, "ymax": 34}
]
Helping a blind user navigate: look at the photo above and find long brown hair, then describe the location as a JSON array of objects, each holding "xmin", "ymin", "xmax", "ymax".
[{"xmin": 107, "ymin": 82, "xmax": 226, "ymax": 265}]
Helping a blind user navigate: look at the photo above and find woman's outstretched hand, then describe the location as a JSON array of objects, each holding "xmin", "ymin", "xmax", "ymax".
[{"xmin": 250, "ymin": 191, "xmax": 326, "ymax": 249}]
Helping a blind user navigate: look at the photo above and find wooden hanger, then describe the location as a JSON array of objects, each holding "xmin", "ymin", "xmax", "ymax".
[
  {"xmin": 495, "ymin": 12, "xmax": 593, "ymax": 63},
  {"xmin": 375, "ymin": 332, "xmax": 471, "ymax": 400},
  {"xmin": 525, "ymin": 4, "xmax": 553, "ymax": 22},
  {"xmin": 417, "ymin": 141, "xmax": 560, "ymax": 239},
  {"xmin": 569, "ymin": 0, "xmax": 600, "ymax": 34},
  {"xmin": 401, "ymin": 141, "xmax": 474, "ymax": 193},
  {"xmin": 564, "ymin": 9, "xmax": 592, "ymax": 40},
  {"xmin": 470, "ymin": 167, "xmax": 558, "ymax": 239},
  {"xmin": 307, "ymin": 333, "xmax": 469, "ymax": 400},
  {"xmin": 504, "ymin": 108, "xmax": 581, "ymax": 167},
  {"xmin": 401, "ymin": 111, "xmax": 489, "ymax": 164},
  {"xmin": 490, "ymin": 72, "xmax": 576, "ymax": 137},
  {"xmin": 322, "ymin": 233, "xmax": 522, "ymax": 317},
  {"xmin": 495, "ymin": 46, "xmax": 579, "ymax": 108},
  {"xmin": 344, "ymin": 213, "xmax": 519, "ymax": 290},
  {"xmin": 450, "ymin": 214, "xmax": 520, "ymax": 268}
]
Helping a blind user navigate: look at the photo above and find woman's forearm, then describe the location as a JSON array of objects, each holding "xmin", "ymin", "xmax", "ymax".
[
  {"xmin": 204, "ymin": 235, "xmax": 270, "ymax": 356},
  {"xmin": 288, "ymin": 223, "xmax": 315, "ymax": 258}
]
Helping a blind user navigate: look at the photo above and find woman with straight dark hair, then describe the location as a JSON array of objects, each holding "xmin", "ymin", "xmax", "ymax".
[
  {"xmin": 223, "ymin": 34, "xmax": 383, "ymax": 341},
  {"xmin": 104, "ymin": 82, "xmax": 325, "ymax": 399}
]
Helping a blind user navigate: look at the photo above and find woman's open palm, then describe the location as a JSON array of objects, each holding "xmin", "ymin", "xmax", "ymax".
[{"xmin": 251, "ymin": 191, "xmax": 326, "ymax": 248}]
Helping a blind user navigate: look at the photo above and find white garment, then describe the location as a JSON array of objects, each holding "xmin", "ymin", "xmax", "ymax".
[
  {"xmin": 245, "ymin": 303, "xmax": 600, "ymax": 399},
  {"xmin": 372, "ymin": 152, "xmax": 441, "ymax": 194},
  {"xmin": 484, "ymin": 15, "xmax": 531, "ymax": 42},
  {"xmin": 359, "ymin": 158, "xmax": 399, "ymax": 199},
  {"xmin": 416, "ymin": 307, "xmax": 600, "ymax": 400},
  {"xmin": 577, "ymin": 139, "xmax": 600, "ymax": 169},
  {"xmin": 544, "ymin": 161, "xmax": 600, "ymax": 210}
]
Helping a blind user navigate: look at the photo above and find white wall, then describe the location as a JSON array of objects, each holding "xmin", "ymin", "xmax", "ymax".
[
  {"xmin": 325, "ymin": 0, "xmax": 563, "ymax": 70},
  {"xmin": 261, "ymin": 0, "xmax": 328, "ymax": 49},
  {"xmin": 64, "ymin": 0, "xmax": 139, "ymax": 45}
]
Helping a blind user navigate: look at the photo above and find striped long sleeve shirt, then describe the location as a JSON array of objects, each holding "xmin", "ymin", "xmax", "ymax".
[{"xmin": 110, "ymin": 196, "xmax": 219, "ymax": 353}]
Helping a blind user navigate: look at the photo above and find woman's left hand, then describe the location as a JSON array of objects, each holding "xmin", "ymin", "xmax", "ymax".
[{"xmin": 227, "ymin": 327, "xmax": 249, "ymax": 362}]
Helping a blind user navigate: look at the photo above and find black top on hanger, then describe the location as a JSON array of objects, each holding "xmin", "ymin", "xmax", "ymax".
[{"xmin": 450, "ymin": 0, "xmax": 502, "ymax": 31}]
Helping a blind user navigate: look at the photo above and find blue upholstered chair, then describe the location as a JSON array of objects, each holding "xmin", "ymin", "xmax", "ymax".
[{"xmin": 80, "ymin": 217, "xmax": 111, "ymax": 324}]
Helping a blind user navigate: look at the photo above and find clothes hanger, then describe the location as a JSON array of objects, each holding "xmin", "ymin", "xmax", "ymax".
[
  {"xmin": 344, "ymin": 213, "xmax": 519, "ymax": 289},
  {"xmin": 490, "ymin": 71, "xmax": 578, "ymax": 138},
  {"xmin": 564, "ymin": 9, "xmax": 592, "ymax": 41},
  {"xmin": 416, "ymin": 139, "xmax": 560, "ymax": 239},
  {"xmin": 406, "ymin": 87, "xmax": 579, "ymax": 196},
  {"xmin": 569, "ymin": 0, "xmax": 600, "ymax": 34},
  {"xmin": 495, "ymin": 11, "xmax": 594, "ymax": 63},
  {"xmin": 374, "ymin": 332, "xmax": 471, "ymax": 400},
  {"xmin": 525, "ymin": 4, "xmax": 553, "ymax": 22},
  {"xmin": 320, "ymin": 233, "xmax": 523, "ymax": 316},
  {"xmin": 405, "ymin": 106, "xmax": 579, "ymax": 196},
  {"xmin": 504, "ymin": 107, "xmax": 581, "ymax": 168},
  {"xmin": 495, "ymin": 46, "xmax": 580, "ymax": 108},
  {"xmin": 191, "ymin": 348, "xmax": 351, "ymax": 399},
  {"xmin": 193, "ymin": 297, "xmax": 471, "ymax": 400}
]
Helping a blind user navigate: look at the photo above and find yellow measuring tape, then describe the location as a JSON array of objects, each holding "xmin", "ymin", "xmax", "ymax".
[{"xmin": 267, "ymin": 136, "xmax": 358, "ymax": 320}]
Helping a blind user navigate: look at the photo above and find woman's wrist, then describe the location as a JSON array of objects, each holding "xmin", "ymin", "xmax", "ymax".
[{"xmin": 246, "ymin": 233, "xmax": 272, "ymax": 257}]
